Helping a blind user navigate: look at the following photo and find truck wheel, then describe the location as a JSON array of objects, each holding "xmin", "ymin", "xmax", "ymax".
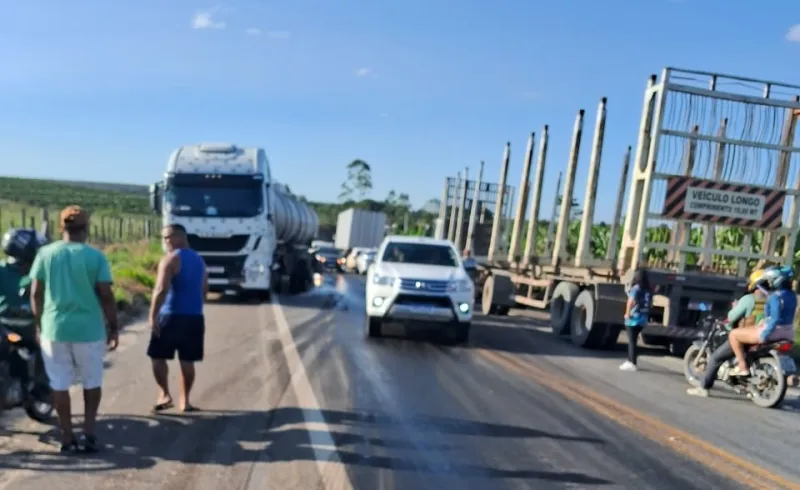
[
  {"xmin": 550, "ymin": 282, "xmax": 579, "ymax": 336},
  {"xmin": 365, "ymin": 316, "xmax": 382, "ymax": 339},
  {"xmin": 481, "ymin": 275, "xmax": 514, "ymax": 315},
  {"xmin": 570, "ymin": 289, "xmax": 610, "ymax": 349}
]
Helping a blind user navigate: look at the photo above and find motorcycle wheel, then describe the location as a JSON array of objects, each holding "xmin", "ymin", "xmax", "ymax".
[
  {"xmin": 748, "ymin": 356, "xmax": 788, "ymax": 409},
  {"xmin": 22, "ymin": 382, "xmax": 53, "ymax": 422},
  {"xmin": 683, "ymin": 344, "xmax": 707, "ymax": 388}
]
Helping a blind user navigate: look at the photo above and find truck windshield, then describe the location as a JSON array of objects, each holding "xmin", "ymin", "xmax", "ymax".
[
  {"xmin": 381, "ymin": 243, "xmax": 458, "ymax": 267},
  {"xmin": 164, "ymin": 185, "xmax": 263, "ymax": 218}
]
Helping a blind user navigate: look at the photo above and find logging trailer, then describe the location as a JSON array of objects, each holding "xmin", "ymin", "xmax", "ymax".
[{"xmin": 438, "ymin": 67, "xmax": 800, "ymax": 353}]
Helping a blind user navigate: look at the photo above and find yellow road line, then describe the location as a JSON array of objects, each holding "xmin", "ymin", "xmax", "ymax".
[{"xmin": 477, "ymin": 349, "xmax": 800, "ymax": 490}]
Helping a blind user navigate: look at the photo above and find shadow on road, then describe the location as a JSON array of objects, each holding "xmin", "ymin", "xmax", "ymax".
[
  {"xmin": 464, "ymin": 314, "xmax": 674, "ymax": 361},
  {"xmin": 0, "ymin": 407, "xmax": 611, "ymax": 485}
]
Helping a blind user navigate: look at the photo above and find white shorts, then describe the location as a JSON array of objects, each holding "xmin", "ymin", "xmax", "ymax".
[{"xmin": 40, "ymin": 339, "xmax": 106, "ymax": 391}]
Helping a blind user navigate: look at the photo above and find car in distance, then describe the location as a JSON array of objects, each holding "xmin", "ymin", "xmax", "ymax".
[
  {"xmin": 365, "ymin": 236, "xmax": 474, "ymax": 343},
  {"xmin": 356, "ymin": 249, "xmax": 377, "ymax": 275},
  {"xmin": 312, "ymin": 245, "xmax": 343, "ymax": 272}
]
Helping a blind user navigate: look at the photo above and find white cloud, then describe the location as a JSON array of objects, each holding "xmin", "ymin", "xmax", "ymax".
[
  {"xmin": 355, "ymin": 67, "xmax": 375, "ymax": 78},
  {"xmin": 787, "ymin": 24, "xmax": 800, "ymax": 42},
  {"xmin": 245, "ymin": 27, "xmax": 261, "ymax": 36},
  {"xmin": 192, "ymin": 6, "xmax": 227, "ymax": 30},
  {"xmin": 266, "ymin": 31, "xmax": 290, "ymax": 39}
]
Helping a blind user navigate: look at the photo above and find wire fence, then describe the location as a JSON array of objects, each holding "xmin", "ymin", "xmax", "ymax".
[{"xmin": 0, "ymin": 205, "xmax": 159, "ymax": 245}]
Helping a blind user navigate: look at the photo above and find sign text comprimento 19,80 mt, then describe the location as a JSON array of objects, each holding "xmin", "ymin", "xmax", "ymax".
[{"xmin": 662, "ymin": 176, "xmax": 786, "ymax": 229}]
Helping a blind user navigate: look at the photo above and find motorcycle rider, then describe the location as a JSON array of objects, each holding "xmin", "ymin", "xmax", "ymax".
[
  {"xmin": 686, "ymin": 268, "xmax": 768, "ymax": 397},
  {"xmin": 0, "ymin": 228, "xmax": 45, "ymax": 316},
  {"xmin": 728, "ymin": 265, "xmax": 797, "ymax": 377}
]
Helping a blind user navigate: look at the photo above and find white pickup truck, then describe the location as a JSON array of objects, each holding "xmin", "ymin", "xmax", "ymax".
[{"xmin": 365, "ymin": 236, "xmax": 474, "ymax": 343}]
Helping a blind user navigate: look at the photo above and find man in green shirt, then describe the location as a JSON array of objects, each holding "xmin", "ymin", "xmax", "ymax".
[{"xmin": 30, "ymin": 206, "xmax": 119, "ymax": 454}]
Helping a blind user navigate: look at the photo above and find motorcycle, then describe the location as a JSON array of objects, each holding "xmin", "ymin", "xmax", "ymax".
[
  {"xmin": 683, "ymin": 314, "xmax": 797, "ymax": 408},
  {"xmin": 0, "ymin": 306, "xmax": 53, "ymax": 422}
]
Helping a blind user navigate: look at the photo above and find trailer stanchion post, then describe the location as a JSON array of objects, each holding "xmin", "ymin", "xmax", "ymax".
[
  {"xmin": 466, "ymin": 161, "xmax": 484, "ymax": 255},
  {"xmin": 576, "ymin": 98, "xmax": 608, "ymax": 267},
  {"xmin": 454, "ymin": 167, "xmax": 469, "ymax": 251},
  {"xmin": 606, "ymin": 146, "xmax": 631, "ymax": 263},
  {"xmin": 436, "ymin": 177, "xmax": 450, "ymax": 240},
  {"xmin": 488, "ymin": 143, "xmax": 511, "ymax": 263},
  {"xmin": 508, "ymin": 132, "xmax": 536, "ymax": 264},
  {"xmin": 447, "ymin": 171, "xmax": 461, "ymax": 242},
  {"xmin": 551, "ymin": 109, "xmax": 585, "ymax": 267},
  {"xmin": 523, "ymin": 126, "xmax": 549, "ymax": 266}
]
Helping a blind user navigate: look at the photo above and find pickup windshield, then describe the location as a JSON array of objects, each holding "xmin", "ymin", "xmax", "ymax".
[{"xmin": 381, "ymin": 242, "xmax": 458, "ymax": 267}]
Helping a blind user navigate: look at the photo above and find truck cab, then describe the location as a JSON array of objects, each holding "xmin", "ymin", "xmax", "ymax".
[{"xmin": 149, "ymin": 143, "xmax": 318, "ymax": 298}]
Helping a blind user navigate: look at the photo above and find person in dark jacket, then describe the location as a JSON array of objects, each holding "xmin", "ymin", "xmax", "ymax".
[{"xmin": 620, "ymin": 268, "xmax": 652, "ymax": 372}]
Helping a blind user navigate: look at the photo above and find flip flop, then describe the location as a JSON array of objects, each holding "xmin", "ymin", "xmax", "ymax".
[
  {"xmin": 151, "ymin": 400, "xmax": 174, "ymax": 413},
  {"xmin": 180, "ymin": 404, "xmax": 200, "ymax": 413}
]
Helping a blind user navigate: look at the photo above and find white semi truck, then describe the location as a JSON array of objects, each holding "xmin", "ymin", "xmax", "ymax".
[{"xmin": 149, "ymin": 143, "xmax": 319, "ymax": 299}]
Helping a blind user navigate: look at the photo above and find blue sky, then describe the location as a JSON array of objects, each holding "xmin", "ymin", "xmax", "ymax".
[{"xmin": 1, "ymin": 0, "xmax": 799, "ymax": 221}]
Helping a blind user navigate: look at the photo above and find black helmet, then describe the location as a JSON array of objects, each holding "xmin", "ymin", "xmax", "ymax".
[{"xmin": 2, "ymin": 228, "xmax": 45, "ymax": 263}]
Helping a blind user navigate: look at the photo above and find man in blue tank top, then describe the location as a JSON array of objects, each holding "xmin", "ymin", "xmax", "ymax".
[{"xmin": 147, "ymin": 224, "xmax": 208, "ymax": 413}]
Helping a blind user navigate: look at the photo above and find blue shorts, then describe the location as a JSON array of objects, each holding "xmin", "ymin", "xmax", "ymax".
[{"xmin": 147, "ymin": 314, "xmax": 205, "ymax": 362}]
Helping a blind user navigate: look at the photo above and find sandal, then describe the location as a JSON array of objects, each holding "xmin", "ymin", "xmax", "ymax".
[
  {"xmin": 729, "ymin": 366, "xmax": 750, "ymax": 376},
  {"xmin": 80, "ymin": 434, "xmax": 99, "ymax": 453},
  {"xmin": 151, "ymin": 400, "xmax": 174, "ymax": 413},
  {"xmin": 59, "ymin": 439, "xmax": 80, "ymax": 454},
  {"xmin": 180, "ymin": 404, "xmax": 200, "ymax": 413}
]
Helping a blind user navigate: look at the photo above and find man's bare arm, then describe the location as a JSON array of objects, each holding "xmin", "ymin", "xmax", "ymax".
[
  {"xmin": 95, "ymin": 282, "xmax": 119, "ymax": 333},
  {"xmin": 30, "ymin": 279, "xmax": 44, "ymax": 333},
  {"xmin": 149, "ymin": 252, "xmax": 180, "ymax": 324}
]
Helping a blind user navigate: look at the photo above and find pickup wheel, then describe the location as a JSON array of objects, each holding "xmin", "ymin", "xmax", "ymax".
[
  {"xmin": 452, "ymin": 322, "xmax": 471, "ymax": 344},
  {"xmin": 365, "ymin": 316, "xmax": 382, "ymax": 339}
]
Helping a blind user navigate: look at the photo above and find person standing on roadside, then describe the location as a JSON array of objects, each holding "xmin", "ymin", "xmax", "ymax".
[
  {"xmin": 147, "ymin": 224, "xmax": 208, "ymax": 414},
  {"xmin": 619, "ymin": 268, "xmax": 652, "ymax": 372},
  {"xmin": 30, "ymin": 206, "xmax": 119, "ymax": 454}
]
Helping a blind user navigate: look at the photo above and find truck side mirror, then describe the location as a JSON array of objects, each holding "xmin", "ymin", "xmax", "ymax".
[{"xmin": 149, "ymin": 183, "xmax": 162, "ymax": 215}]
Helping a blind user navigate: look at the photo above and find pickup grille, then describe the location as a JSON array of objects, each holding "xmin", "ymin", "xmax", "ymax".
[
  {"xmin": 399, "ymin": 278, "xmax": 449, "ymax": 294},
  {"xmin": 187, "ymin": 234, "xmax": 249, "ymax": 253}
]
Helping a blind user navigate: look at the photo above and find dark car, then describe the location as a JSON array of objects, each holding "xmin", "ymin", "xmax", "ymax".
[{"xmin": 312, "ymin": 246, "xmax": 343, "ymax": 272}]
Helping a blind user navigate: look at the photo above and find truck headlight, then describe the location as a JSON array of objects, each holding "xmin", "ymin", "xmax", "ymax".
[
  {"xmin": 372, "ymin": 274, "xmax": 395, "ymax": 286},
  {"xmin": 448, "ymin": 279, "xmax": 473, "ymax": 293},
  {"xmin": 247, "ymin": 261, "xmax": 266, "ymax": 274},
  {"xmin": 315, "ymin": 254, "xmax": 326, "ymax": 263}
]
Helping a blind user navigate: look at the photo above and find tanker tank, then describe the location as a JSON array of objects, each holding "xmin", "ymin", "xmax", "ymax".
[{"xmin": 270, "ymin": 185, "xmax": 320, "ymax": 245}]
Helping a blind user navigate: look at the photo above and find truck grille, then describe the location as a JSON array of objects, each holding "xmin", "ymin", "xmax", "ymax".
[
  {"xmin": 201, "ymin": 255, "xmax": 247, "ymax": 279},
  {"xmin": 187, "ymin": 234, "xmax": 249, "ymax": 253},
  {"xmin": 399, "ymin": 278, "xmax": 449, "ymax": 293}
]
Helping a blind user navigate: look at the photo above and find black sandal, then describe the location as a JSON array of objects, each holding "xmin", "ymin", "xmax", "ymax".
[
  {"xmin": 80, "ymin": 434, "xmax": 99, "ymax": 453},
  {"xmin": 151, "ymin": 400, "xmax": 174, "ymax": 413},
  {"xmin": 59, "ymin": 439, "xmax": 80, "ymax": 454}
]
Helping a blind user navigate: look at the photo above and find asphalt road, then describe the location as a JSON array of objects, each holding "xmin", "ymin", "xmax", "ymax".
[{"xmin": 0, "ymin": 273, "xmax": 797, "ymax": 489}]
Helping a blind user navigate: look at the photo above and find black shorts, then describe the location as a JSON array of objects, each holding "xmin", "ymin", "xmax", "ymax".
[{"xmin": 147, "ymin": 314, "xmax": 205, "ymax": 362}]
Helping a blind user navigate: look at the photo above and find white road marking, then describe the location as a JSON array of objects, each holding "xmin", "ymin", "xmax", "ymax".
[{"xmin": 266, "ymin": 295, "xmax": 353, "ymax": 490}]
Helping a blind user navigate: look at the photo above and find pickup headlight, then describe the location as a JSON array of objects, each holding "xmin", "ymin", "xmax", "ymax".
[
  {"xmin": 372, "ymin": 274, "xmax": 395, "ymax": 286},
  {"xmin": 448, "ymin": 279, "xmax": 473, "ymax": 293}
]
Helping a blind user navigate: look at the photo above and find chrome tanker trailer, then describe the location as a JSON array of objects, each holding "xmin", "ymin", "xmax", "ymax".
[{"xmin": 149, "ymin": 142, "xmax": 319, "ymax": 299}]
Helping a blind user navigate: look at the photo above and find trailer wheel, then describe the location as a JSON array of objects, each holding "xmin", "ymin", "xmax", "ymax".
[
  {"xmin": 550, "ymin": 281, "xmax": 579, "ymax": 336},
  {"xmin": 570, "ymin": 289, "xmax": 610, "ymax": 349},
  {"xmin": 481, "ymin": 275, "xmax": 514, "ymax": 316}
]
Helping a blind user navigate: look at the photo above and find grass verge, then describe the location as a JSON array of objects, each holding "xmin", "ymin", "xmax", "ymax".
[{"xmin": 102, "ymin": 240, "xmax": 162, "ymax": 318}]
